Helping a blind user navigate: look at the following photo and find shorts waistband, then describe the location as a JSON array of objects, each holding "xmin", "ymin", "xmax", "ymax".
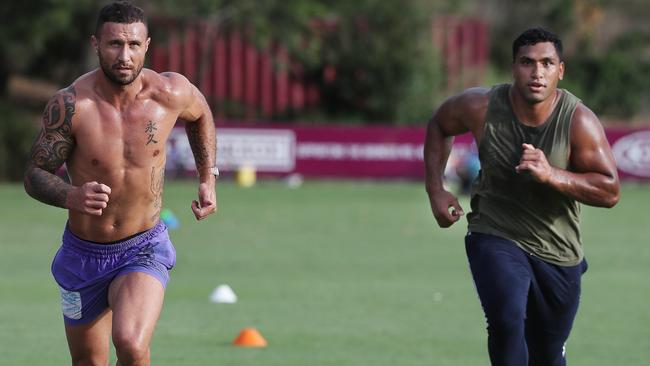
[{"xmin": 62, "ymin": 221, "xmax": 167, "ymax": 255}]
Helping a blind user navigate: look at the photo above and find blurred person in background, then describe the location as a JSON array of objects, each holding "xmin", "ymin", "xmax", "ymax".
[
  {"xmin": 24, "ymin": 1, "xmax": 218, "ymax": 365},
  {"xmin": 424, "ymin": 28, "xmax": 619, "ymax": 366}
]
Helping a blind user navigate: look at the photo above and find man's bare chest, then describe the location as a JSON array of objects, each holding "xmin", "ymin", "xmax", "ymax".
[{"xmin": 72, "ymin": 102, "xmax": 177, "ymax": 168}]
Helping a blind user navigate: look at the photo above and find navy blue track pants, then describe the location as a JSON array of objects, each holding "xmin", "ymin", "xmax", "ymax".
[{"xmin": 465, "ymin": 232, "xmax": 588, "ymax": 366}]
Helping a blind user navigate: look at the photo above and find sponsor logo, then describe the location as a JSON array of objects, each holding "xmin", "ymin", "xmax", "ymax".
[
  {"xmin": 60, "ymin": 287, "xmax": 82, "ymax": 320},
  {"xmin": 296, "ymin": 142, "xmax": 424, "ymax": 161},
  {"xmin": 217, "ymin": 129, "xmax": 296, "ymax": 172},
  {"xmin": 612, "ymin": 131, "xmax": 650, "ymax": 177},
  {"xmin": 168, "ymin": 128, "xmax": 296, "ymax": 173}
]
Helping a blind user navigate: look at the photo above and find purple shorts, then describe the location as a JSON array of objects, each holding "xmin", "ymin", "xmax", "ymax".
[{"xmin": 51, "ymin": 221, "xmax": 176, "ymax": 325}]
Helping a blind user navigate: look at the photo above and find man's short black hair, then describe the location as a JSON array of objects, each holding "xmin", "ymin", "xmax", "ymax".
[
  {"xmin": 512, "ymin": 28, "xmax": 563, "ymax": 62},
  {"xmin": 95, "ymin": 1, "xmax": 146, "ymax": 37}
]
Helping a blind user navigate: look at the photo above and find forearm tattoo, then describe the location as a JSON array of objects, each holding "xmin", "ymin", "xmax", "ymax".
[
  {"xmin": 24, "ymin": 86, "xmax": 76, "ymax": 208},
  {"xmin": 185, "ymin": 122, "xmax": 214, "ymax": 171}
]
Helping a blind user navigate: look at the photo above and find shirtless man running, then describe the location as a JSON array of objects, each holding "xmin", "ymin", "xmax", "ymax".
[{"xmin": 24, "ymin": 2, "xmax": 217, "ymax": 365}]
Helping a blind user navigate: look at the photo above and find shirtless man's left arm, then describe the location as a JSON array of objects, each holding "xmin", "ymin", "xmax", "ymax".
[
  {"xmin": 24, "ymin": 86, "xmax": 111, "ymax": 215},
  {"xmin": 170, "ymin": 73, "xmax": 218, "ymax": 220}
]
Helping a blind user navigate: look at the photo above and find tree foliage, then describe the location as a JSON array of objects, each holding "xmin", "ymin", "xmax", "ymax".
[
  {"xmin": 147, "ymin": 0, "xmax": 440, "ymax": 123},
  {"xmin": 0, "ymin": 101, "xmax": 38, "ymax": 181},
  {"xmin": 0, "ymin": 1, "xmax": 99, "ymax": 94},
  {"xmin": 2, "ymin": 0, "xmax": 647, "ymax": 123},
  {"xmin": 564, "ymin": 32, "xmax": 650, "ymax": 119},
  {"xmin": 486, "ymin": 0, "xmax": 650, "ymax": 120},
  {"xmin": 313, "ymin": 1, "xmax": 440, "ymax": 123}
]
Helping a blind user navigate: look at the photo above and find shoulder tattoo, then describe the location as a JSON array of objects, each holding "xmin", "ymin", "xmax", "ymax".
[{"xmin": 30, "ymin": 86, "xmax": 76, "ymax": 172}]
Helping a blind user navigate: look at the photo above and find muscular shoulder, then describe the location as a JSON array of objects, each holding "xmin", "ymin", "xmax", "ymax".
[
  {"xmin": 41, "ymin": 79, "xmax": 84, "ymax": 132},
  {"xmin": 156, "ymin": 70, "xmax": 209, "ymax": 121},
  {"xmin": 448, "ymin": 87, "xmax": 490, "ymax": 119},
  {"xmin": 142, "ymin": 70, "xmax": 194, "ymax": 109},
  {"xmin": 434, "ymin": 87, "xmax": 490, "ymax": 138},
  {"xmin": 64, "ymin": 71, "xmax": 101, "ymax": 111},
  {"xmin": 49, "ymin": 72, "xmax": 102, "ymax": 131},
  {"xmin": 569, "ymin": 103, "xmax": 605, "ymax": 146},
  {"xmin": 571, "ymin": 103, "xmax": 598, "ymax": 126}
]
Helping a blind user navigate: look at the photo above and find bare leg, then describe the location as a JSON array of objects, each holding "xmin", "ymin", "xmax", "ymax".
[
  {"xmin": 64, "ymin": 309, "xmax": 112, "ymax": 366},
  {"xmin": 108, "ymin": 272, "xmax": 165, "ymax": 366}
]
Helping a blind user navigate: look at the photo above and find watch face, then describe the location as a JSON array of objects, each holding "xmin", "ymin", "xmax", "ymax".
[{"xmin": 211, "ymin": 167, "xmax": 220, "ymax": 177}]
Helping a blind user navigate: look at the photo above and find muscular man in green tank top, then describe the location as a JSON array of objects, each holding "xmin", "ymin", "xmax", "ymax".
[{"xmin": 424, "ymin": 28, "xmax": 619, "ymax": 365}]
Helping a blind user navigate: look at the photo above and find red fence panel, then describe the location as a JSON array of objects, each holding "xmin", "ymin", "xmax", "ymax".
[
  {"xmin": 213, "ymin": 35, "xmax": 227, "ymax": 102},
  {"xmin": 260, "ymin": 50, "xmax": 274, "ymax": 116},
  {"xmin": 150, "ymin": 16, "xmax": 489, "ymax": 119}
]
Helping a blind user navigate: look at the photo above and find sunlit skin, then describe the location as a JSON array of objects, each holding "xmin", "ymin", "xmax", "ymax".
[
  {"xmin": 53, "ymin": 21, "xmax": 215, "ymax": 241},
  {"xmin": 509, "ymin": 42, "xmax": 565, "ymax": 127},
  {"xmin": 422, "ymin": 33, "xmax": 619, "ymax": 366},
  {"xmin": 24, "ymin": 21, "xmax": 217, "ymax": 242},
  {"xmin": 424, "ymin": 40, "xmax": 619, "ymax": 228},
  {"xmin": 93, "ymin": 22, "xmax": 150, "ymax": 86},
  {"xmin": 24, "ymin": 20, "xmax": 217, "ymax": 366}
]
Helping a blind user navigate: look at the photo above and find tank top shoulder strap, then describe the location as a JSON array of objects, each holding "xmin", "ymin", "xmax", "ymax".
[
  {"xmin": 485, "ymin": 84, "xmax": 511, "ymax": 126},
  {"xmin": 555, "ymin": 88, "xmax": 582, "ymax": 133}
]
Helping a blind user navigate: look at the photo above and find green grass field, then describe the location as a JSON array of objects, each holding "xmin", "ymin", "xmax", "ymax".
[{"xmin": 0, "ymin": 180, "xmax": 648, "ymax": 365}]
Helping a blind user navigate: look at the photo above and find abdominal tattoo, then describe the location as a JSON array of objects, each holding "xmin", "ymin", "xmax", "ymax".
[
  {"xmin": 150, "ymin": 166, "xmax": 165, "ymax": 221},
  {"xmin": 24, "ymin": 86, "xmax": 76, "ymax": 207}
]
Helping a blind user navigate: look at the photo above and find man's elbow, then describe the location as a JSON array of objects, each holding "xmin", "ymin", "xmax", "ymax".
[
  {"xmin": 23, "ymin": 168, "xmax": 35, "ymax": 198},
  {"xmin": 603, "ymin": 190, "xmax": 620, "ymax": 208},
  {"xmin": 601, "ymin": 178, "xmax": 620, "ymax": 208},
  {"xmin": 23, "ymin": 163, "xmax": 41, "ymax": 199}
]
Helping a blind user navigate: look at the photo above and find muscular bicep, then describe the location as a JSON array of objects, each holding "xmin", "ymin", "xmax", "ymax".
[
  {"xmin": 159, "ymin": 72, "xmax": 209, "ymax": 122},
  {"xmin": 569, "ymin": 105, "xmax": 618, "ymax": 179},
  {"xmin": 430, "ymin": 101, "xmax": 469, "ymax": 136},
  {"xmin": 28, "ymin": 87, "xmax": 76, "ymax": 172},
  {"xmin": 180, "ymin": 86, "xmax": 209, "ymax": 122},
  {"xmin": 429, "ymin": 88, "xmax": 489, "ymax": 140},
  {"xmin": 24, "ymin": 87, "xmax": 77, "ymax": 207}
]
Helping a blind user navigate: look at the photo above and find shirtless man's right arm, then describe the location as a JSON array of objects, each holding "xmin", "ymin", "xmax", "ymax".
[
  {"xmin": 424, "ymin": 88, "xmax": 489, "ymax": 228},
  {"xmin": 24, "ymin": 86, "xmax": 111, "ymax": 216}
]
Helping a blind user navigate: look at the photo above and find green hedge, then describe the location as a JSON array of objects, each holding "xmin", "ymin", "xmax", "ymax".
[
  {"xmin": 0, "ymin": 100, "xmax": 38, "ymax": 182},
  {"xmin": 563, "ymin": 32, "xmax": 650, "ymax": 119}
]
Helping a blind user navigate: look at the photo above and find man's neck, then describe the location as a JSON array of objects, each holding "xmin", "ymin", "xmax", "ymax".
[
  {"xmin": 509, "ymin": 87, "xmax": 559, "ymax": 127},
  {"xmin": 94, "ymin": 70, "xmax": 144, "ymax": 108}
]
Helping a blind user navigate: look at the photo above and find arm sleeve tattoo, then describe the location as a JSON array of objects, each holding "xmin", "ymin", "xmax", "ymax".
[
  {"xmin": 24, "ymin": 86, "xmax": 76, "ymax": 208},
  {"xmin": 185, "ymin": 120, "xmax": 216, "ymax": 178}
]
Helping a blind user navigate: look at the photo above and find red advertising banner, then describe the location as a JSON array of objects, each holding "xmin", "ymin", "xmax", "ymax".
[
  {"xmin": 608, "ymin": 127, "xmax": 650, "ymax": 180},
  {"xmin": 166, "ymin": 124, "xmax": 650, "ymax": 181}
]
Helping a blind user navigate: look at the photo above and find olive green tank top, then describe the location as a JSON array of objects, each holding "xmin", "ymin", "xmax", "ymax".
[{"xmin": 467, "ymin": 83, "xmax": 582, "ymax": 266}]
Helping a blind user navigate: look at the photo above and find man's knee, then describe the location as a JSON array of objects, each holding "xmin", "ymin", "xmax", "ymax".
[
  {"xmin": 527, "ymin": 336, "xmax": 567, "ymax": 366},
  {"xmin": 486, "ymin": 317, "xmax": 525, "ymax": 339},
  {"xmin": 113, "ymin": 332, "xmax": 149, "ymax": 364},
  {"xmin": 484, "ymin": 299, "xmax": 526, "ymax": 332},
  {"xmin": 71, "ymin": 354, "xmax": 107, "ymax": 366}
]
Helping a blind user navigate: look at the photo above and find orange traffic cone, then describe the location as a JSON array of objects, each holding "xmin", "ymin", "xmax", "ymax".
[{"xmin": 233, "ymin": 327, "xmax": 267, "ymax": 347}]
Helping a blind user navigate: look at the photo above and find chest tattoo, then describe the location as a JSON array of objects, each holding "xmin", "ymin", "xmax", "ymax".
[{"xmin": 145, "ymin": 121, "xmax": 159, "ymax": 145}]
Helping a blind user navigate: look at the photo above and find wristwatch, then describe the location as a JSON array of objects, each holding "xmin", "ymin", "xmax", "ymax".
[{"xmin": 210, "ymin": 166, "xmax": 220, "ymax": 179}]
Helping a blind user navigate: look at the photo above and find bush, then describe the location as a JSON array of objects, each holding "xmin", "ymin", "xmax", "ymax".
[
  {"xmin": 563, "ymin": 32, "xmax": 650, "ymax": 119},
  {"xmin": 0, "ymin": 100, "xmax": 39, "ymax": 182}
]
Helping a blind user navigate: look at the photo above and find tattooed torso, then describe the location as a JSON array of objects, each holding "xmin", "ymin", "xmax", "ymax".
[{"xmin": 26, "ymin": 69, "xmax": 196, "ymax": 242}]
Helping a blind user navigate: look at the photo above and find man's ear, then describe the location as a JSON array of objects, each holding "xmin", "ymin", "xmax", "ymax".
[{"xmin": 91, "ymin": 35, "xmax": 99, "ymax": 54}]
